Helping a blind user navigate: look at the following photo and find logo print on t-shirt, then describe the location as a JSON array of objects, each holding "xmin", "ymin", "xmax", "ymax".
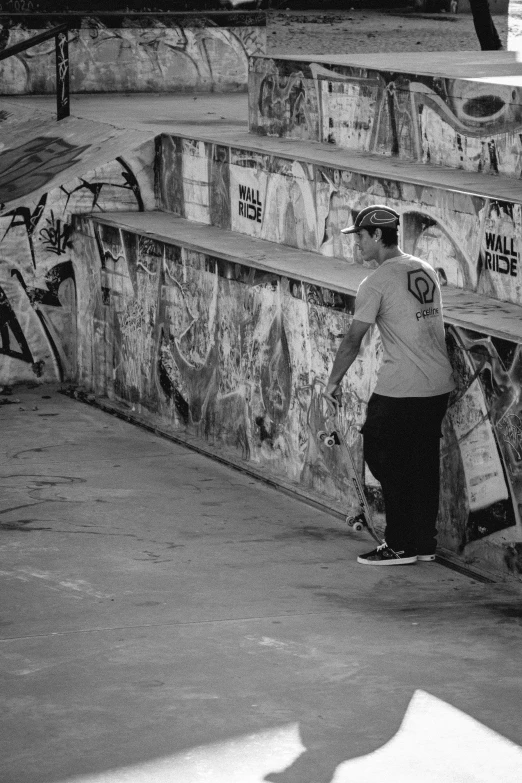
[{"xmin": 407, "ymin": 269, "xmax": 436, "ymax": 304}]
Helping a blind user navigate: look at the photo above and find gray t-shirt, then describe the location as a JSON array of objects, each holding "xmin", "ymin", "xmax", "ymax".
[{"xmin": 354, "ymin": 253, "xmax": 455, "ymax": 398}]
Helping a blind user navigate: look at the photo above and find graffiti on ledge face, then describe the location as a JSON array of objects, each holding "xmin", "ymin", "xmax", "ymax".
[
  {"xmin": 238, "ymin": 184, "xmax": 263, "ymax": 223},
  {"xmin": 484, "ymin": 231, "xmax": 519, "ymax": 278},
  {"xmin": 249, "ymin": 58, "xmax": 522, "ymax": 179},
  {"xmin": 157, "ymin": 135, "xmax": 522, "ymax": 308}
]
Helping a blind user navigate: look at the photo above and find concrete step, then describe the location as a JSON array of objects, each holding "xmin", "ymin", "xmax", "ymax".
[
  {"xmin": 84, "ymin": 211, "xmax": 522, "ymax": 343},
  {"xmin": 156, "ymin": 128, "xmax": 522, "ymax": 309},
  {"xmin": 159, "ymin": 127, "xmax": 522, "ymax": 202},
  {"xmin": 249, "ymin": 52, "xmax": 522, "ymax": 179}
]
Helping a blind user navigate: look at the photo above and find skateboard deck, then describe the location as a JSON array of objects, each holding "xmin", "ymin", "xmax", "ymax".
[{"xmin": 318, "ymin": 407, "xmax": 382, "ymax": 545}]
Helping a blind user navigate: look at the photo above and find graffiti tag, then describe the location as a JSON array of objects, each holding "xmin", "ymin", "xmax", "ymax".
[
  {"xmin": 238, "ymin": 184, "xmax": 262, "ymax": 223},
  {"xmin": 484, "ymin": 232, "xmax": 519, "ymax": 277},
  {"xmin": 0, "ymin": 137, "xmax": 89, "ymax": 205},
  {"xmin": 39, "ymin": 211, "xmax": 73, "ymax": 256},
  {"xmin": 498, "ymin": 413, "xmax": 522, "ymax": 463}
]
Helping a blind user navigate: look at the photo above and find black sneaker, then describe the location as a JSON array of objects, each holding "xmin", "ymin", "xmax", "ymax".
[{"xmin": 357, "ymin": 543, "xmax": 417, "ymax": 566}]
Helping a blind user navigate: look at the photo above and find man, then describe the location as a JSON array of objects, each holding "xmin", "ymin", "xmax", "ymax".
[
  {"xmin": 469, "ymin": 0, "xmax": 503, "ymax": 51},
  {"xmin": 325, "ymin": 205, "xmax": 455, "ymax": 566}
]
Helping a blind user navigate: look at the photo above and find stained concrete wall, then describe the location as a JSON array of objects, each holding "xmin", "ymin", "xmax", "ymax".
[
  {"xmin": 0, "ymin": 19, "xmax": 266, "ymax": 93},
  {"xmin": 249, "ymin": 56, "xmax": 522, "ymax": 178},
  {"xmin": 70, "ymin": 214, "xmax": 522, "ymax": 579},
  {"xmin": 156, "ymin": 134, "xmax": 522, "ymax": 308}
]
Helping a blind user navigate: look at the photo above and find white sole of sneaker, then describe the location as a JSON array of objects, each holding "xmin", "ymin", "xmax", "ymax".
[
  {"xmin": 417, "ymin": 554, "xmax": 436, "ymax": 562},
  {"xmin": 357, "ymin": 556, "xmax": 418, "ymax": 566}
]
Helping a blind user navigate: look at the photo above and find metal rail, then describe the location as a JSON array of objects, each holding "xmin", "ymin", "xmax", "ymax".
[{"xmin": 0, "ymin": 22, "xmax": 69, "ymax": 120}]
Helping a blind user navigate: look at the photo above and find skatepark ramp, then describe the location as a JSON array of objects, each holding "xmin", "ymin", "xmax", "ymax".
[
  {"xmin": 3, "ymin": 50, "xmax": 522, "ymax": 580},
  {"xmin": 0, "ymin": 98, "xmax": 157, "ymax": 386}
]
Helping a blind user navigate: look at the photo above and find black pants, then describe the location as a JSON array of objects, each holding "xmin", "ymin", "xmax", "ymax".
[
  {"xmin": 362, "ymin": 393, "xmax": 450, "ymax": 554},
  {"xmin": 470, "ymin": 0, "xmax": 502, "ymax": 50}
]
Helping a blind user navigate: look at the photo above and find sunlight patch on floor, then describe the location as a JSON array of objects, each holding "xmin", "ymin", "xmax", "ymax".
[
  {"xmin": 56, "ymin": 723, "xmax": 305, "ymax": 783},
  {"xmin": 55, "ymin": 691, "xmax": 522, "ymax": 783},
  {"xmin": 333, "ymin": 690, "xmax": 522, "ymax": 783}
]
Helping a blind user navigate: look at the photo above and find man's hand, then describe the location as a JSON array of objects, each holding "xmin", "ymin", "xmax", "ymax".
[
  {"xmin": 323, "ymin": 320, "xmax": 371, "ymax": 413},
  {"xmin": 324, "ymin": 382, "xmax": 342, "ymax": 411}
]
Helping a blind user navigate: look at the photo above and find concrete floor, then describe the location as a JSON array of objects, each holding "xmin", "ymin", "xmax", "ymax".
[
  {"xmin": 4, "ymin": 92, "xmax": 249, "ymax": 139},
  {"xmin": 266, "ymin": 9, "xmax": 510, "ymax": 55},
  {"xmin": 1, "ymin": 386, "xmax": 522, "ymax": 783}
]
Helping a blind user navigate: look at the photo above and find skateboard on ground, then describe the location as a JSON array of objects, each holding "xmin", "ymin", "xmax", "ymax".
[{"xmin": 318, "ymin": 403, "xmax": 382, "ymax": 546}]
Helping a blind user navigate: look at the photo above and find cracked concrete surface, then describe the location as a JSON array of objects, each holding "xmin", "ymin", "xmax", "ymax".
[{"xmin": 1, "ymin": 386, "xmax": 522, "ymax": 783}]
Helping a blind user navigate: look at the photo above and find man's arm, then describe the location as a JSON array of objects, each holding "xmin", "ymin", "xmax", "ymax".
[{"xmin": 324, "ymin": 319, "xmax": 372, "ymax": 403}]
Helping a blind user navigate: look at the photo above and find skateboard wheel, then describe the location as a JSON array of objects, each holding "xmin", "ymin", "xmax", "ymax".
[
  {"xmin": 317, "ymin": 430, "xmax": 327, "ymax": 442},
  {"xmin": 346, "ymin": 516, "xmax": 364, "ymax": 532},
  {"xmin": 324, "ymin": 436, "xmax": 335, "ymax": 447}
]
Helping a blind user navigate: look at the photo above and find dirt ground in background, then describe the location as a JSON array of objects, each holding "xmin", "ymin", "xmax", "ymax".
[{"xmin": 266, "ymin": 9, "xmax": 509, "ymax": 54}]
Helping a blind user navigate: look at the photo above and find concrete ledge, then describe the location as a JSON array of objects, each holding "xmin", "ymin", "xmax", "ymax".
[
  {"xmin": 253, "ymin": 51, "xmax": 522, "ymax": 82},
  {"xmin": 155, "ymin": 131, "xmax": 522, "ymax": 310},
  {"xmin": 88, "ymin": 211, "xmax": 366, "ymax": 297},
  {"xmin": 90, "ymin": 212, "xmax": 522, "ymax": 343},
  {"xmin": 160, "ymin": 128, "xmax": 522, "ymax": 204},
  {"xmin": 249, "ymin": 52, "xmax": 522, "ymax": 178}
]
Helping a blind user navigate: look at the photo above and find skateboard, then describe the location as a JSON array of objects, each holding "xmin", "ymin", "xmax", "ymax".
[{"xmin": 318, "ymin": 406, "xmax": 382, "ymax": 545}]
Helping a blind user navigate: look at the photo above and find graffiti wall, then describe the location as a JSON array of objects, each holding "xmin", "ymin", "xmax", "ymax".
[
  {"xmin": 0, "ymin": 19, "xmax": 266, "ymax": 93},
  {"xmin": 0, "ymin": 135, "xmax": 155, "ymax": 387},
  {"xmin": 156, "ymin": 134, "xmax": 522, "ymax": 307},
  {"xmin": 249, "ymin": 56, "xmax": 522, "ymax": 179},
  {"xmin": 73, "ymin": 215, "xmax": 379, "ymax": 506},
  {"xmin": 440, "ymin": 324, "xmax": 522, "ymax": 576},
  {"xmin": 72, "ymin": 217, "xmax": 522, "ymax": 576}
]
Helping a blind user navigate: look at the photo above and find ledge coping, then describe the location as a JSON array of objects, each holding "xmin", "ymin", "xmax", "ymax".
[
  {"xmin": 252, "ymin": 51, "xmax": 522, "ymax": 85},
  {"xmin": 161, "ymin": 129, "xmax": 522, "ymax": 204},
  {"xmin": 88, "ymin": 211, "xmax": 522, "ymax": 344}
]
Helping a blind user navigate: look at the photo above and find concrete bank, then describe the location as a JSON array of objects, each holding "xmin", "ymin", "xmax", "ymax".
[{"xmin": 1, "ymin": 385, "xmax": 522, "ymax": 783}]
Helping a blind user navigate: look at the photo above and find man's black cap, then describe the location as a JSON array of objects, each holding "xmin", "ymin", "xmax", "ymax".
[{"xmin": 341, "ymin": 205, "xmax": 400, "ymax": 234}]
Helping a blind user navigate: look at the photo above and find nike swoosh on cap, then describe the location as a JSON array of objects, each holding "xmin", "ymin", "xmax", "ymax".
[{"xmin": 369, "ymin": 212, "xmax": 398, "ymax": 224}]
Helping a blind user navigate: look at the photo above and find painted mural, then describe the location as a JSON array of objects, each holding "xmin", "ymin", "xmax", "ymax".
[
  {"xmin": 249, "ymin": 57, "xmax": 522, "ymax": 179},
  {"xmin": 440, "ymin": 325, "xmax": 522, "ymax": 574},
  {"xmin": 76, "ymin": 217, "xmax": 378, "ymax": 507},
  {"xmin": 0, "ymin": 140, "xmax": 154, "ymax": 387},
  {"xmin": 156, "ymin": 134, "xmax": 522, "ymax": 308},
  {"xmin": 73, "ymin": 217, "xmax": 522, "ymax": 575},
  {"xmin": 0, "ymin": 20, "xmax": 266, "ymax": 94}
]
